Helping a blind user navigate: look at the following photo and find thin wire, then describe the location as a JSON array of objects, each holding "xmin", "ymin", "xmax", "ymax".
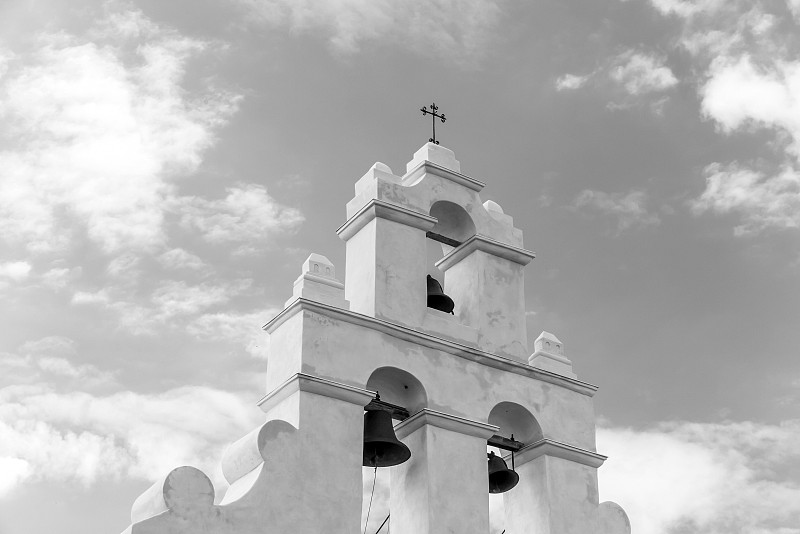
[
  {"xmin": 375, "ymin": 514, "xmax": 390, "ymax": 534},
  {"xmin": 363, "ymin": 466, "xmax": 378, "ymax": 534}
]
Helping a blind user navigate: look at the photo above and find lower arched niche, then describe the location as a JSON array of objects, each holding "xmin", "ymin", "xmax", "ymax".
[
  {"xmin": 365, "ymin": 366, "xmax": 427, "ymax": 414},
  {"xmin": 487, "ymin": 402, "xmax": 543, "ymax": 534},
  {"xmin": 361, "ymin": 367, "xmax": 427, "ymax": 534}
]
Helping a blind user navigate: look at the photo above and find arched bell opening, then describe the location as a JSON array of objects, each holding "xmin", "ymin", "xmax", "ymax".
[
  {"xmin": 486, "ymin": 402, "xmax": 542, "ymax": 528},
  {"xmin": 365, "ymin": 367, "xmax": 428, "ymax": 415},
  {"xmin": 488, "ymin": 401, "xmax": 543, "ymax": 444},
  {"xmin": 425, "ymin": 201, "xmax": 476, "ymax": 315},
  {"xmin": 361, "ymin": 368, "xmax": 427, "ymax": 533},
  {"xmin": 428, "ymin": 200, "xmax": 476, "ymax": 245}
]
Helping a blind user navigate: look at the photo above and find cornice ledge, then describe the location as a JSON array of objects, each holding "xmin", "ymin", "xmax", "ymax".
[
  {"xmin": 257, "ymin": 372, "xmax": 375, "ymax": 413},
  {"xmin": 437, "ymin": 234, "xmax": 535, "ymax": 271},
  {"xmin": 394, "ymin": 408, "xmax": 498, "ymax": 440},
  {"xmin": 336, "ymin": 199, "xmax": 437, "ymax": 240},
  {"xmin": 263, "ymin": 299, "xmax": 599, "ymax": 397},
  {"xmin": 514, "ymin": 438, "xmax": 607, "ymax": 468},
  {"xmin": 403, "ymin": 160, "xmax": 486, "ymax": 192}
]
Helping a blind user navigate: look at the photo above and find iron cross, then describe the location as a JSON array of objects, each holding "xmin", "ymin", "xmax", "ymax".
[{"xmin": 420, "ymin": 102, "xmax": 446, "ymax": 145}]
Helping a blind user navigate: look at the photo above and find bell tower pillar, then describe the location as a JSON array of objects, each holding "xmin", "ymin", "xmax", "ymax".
[
  {"xmin": 337, "ymin": 163, "xmax": 437, "ymax": 329},
  {"xmin": 390, "ymin": 411, "xmax": 497, "ymax": 534}
]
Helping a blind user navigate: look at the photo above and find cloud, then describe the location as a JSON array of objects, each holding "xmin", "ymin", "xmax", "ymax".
[
  {"xmin": 0, "ymin": 7, "xmax": 240, "ymax": 255},
  {"xmin": 0, "ymin": 261, "xmax": 31, "ymax": 281},
  {"xmin": 692, "ymin": 163, "xmax": 799, "ymax": 235},
  {"xmin": 102, "ymin": 279, "xmax": 254, "ymax": 335},
  {"xmin": 555, "ymin": 73, "xmax": 590, "ymax": 91},
  {"xmin": 702, "ymin": 56, "xmax": 800, "ymax": 160},
  {"xmin": 176, "ymin": 184, "xmax": 304, "ymax": 245},
  {"xmin": 555, "ymin": 51, "xmax": 676, "ymax": 111},
  {"xmin": 575, "ymin": 189, "xmax": 661, "ymax": 232},
  {"xmin": 598, "ymin": 419, "xmax": 800, "ymax": 534},
  {"xmin": 609, "ymin": 51, "xmax": 678, "ymax": 96},
  {"xmin": 187, "ymin": 308, "xmax": 278, "ymax": 358},
  {"xmin": 0, "ymin": 384, "xmax": 263, "ymax": 494},
  {"xmin": 2, "ymin": 336, "xmax": 119, "ymax": 389},
  {"xmin": 238, "ymin": 0, "xmax": 505, "ymax": 65},
  {"xmin": 648, "ymin": 0, "xmax": 726, "ymax": 19},
  {"xmin": 641, "ymin": 1, "xmax": 800, "ymax": 234},
  {"xmin": 790, "ymin": 0, "xmax": 800, "ymax": 21},
  {"xmin": 0, "ymin": 457, "xmax": 30, "ymax": 498},
  {"xmin": 157, "ymin": 248, "xmax": 208, "ymax": 272}
]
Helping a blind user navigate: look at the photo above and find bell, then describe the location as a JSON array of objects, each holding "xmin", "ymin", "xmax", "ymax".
[
  {"xmin": 426, "ymin": 275, "xmax": 455, "ymax": 314},
  {"xmin": 487, "ymin": 451, "xmax": 519, "ymax": 493},
  {"xmin": 363, "ymin": 409, "xmax": 412, "ymax": 467}
]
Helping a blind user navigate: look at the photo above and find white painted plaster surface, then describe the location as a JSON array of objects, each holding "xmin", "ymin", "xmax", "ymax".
[
  {"xmin": 530, "ymin": 330, "xmax": 576, "ymax": 378},
  {"xmin": 266, "ymin": 304, "xmax": 598, "ymax": 449},
  {"xmin": 123, "ymin": 144, "xmax": 629, "ymax": 534},
  {"xmin": 391, "ymin": 422, "xmax": 493, "ymax": 534},
  {"xmin": 505, "ymin": 455, "xmax": 600, "ymax": 534},
  {"xmin": 406, "ymin": 143, "xmax": 461, "ymax": 173},
  {"xmin": 598, "ymin": 501, "xmax": 632, "ymax": 534},
  {"xmin": 286, "ymin": 253, "xmax": 349, "ymax": 309}
]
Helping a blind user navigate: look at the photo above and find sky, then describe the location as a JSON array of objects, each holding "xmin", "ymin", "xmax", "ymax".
[{"xmin": 0, "ymin": 0, "xmax": 798, "ymax": 533}]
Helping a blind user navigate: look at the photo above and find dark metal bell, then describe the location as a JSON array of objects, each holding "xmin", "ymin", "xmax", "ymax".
[
  {"xmin": 426, "ymin": 275, "xmax": 455, "ymax": 314},
  {"xmin": 488, "ymin": 451, "xmax": 519, "ymax": 493},
  {"xmin": 363, "ymin": 409, "xmax": 412, "ymax": 467}
]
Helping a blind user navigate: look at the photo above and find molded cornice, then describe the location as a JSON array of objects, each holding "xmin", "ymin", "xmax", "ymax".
[
  {"xmin": 257, "ymin": 372, "xmax": 376, "ymax": 413},
  {"xmin": 514, "ymin": 438, "xmax": 607, "ymax": 468},
  {"xmin": 403, "ymin": 160, "xmax": 486, "ymax": 192},
  {"xmin": 437, "ymin": 234, "xmax": 535, "ymax": 270},
  {"xmin": 336, "ymin": 199, "xmax": 437, "ymax": 240},
  {"xmin": 263, "ymin": 299, "xmax": 598, "ymax": 398}
]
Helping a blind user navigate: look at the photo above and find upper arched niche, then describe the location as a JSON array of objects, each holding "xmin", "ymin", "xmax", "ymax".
[
  {"xmin": 488, "ymin": 402, "xmax": 543, "ymax": 444},
  {"xmin": 366, "ymin": 367, "xmax": 427, "ymax": 414},
  {"xmin": 428, "ymin": 201, "xmax": 476, "ymax": 244}
]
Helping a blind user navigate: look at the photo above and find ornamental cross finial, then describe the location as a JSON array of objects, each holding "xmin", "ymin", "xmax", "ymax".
[{"xmin": 420, "ymin": 102, "xmax": 446, "ymax": 145}]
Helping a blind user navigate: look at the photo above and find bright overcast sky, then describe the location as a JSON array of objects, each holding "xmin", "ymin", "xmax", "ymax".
[{"xmin": 1, "ymin": 0, "xmax": 799, "ymax": 533}]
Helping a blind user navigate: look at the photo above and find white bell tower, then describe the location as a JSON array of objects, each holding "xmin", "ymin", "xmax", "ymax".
[{"xmin": 122, "ymin": 143, "xmax": 631, "ymax": 534}]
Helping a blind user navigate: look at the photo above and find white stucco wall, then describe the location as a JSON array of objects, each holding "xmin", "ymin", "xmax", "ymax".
[{"xmin": 122, "ymin": 143, "xmax": 630, "ymax": 534}]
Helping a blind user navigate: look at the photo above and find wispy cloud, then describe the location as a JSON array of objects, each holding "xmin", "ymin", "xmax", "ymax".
[
  {"xmin": 0, "ymin": 261, "xmax": 31, "ymax": 282},
  {"xmin": 599, "ymin": 419, "xmax": 800, "ymax": 534},
  {"xmin": 0, "ymin": 383, "xmax": 262, "ymax": 496},
  {"xmin": 642, "ymin": 0, "xmax": 800, "ymax": 235},
  {"xmin": 555, "ymin": 73, "xmax": 591, "ymax": 91},
  {"xmin": 692, "ymin": 163, "xmax": 799, "ymax": 235},
  {"xmin": 237, "ymin": 0, "xmax": 506, "ymax": 66},
  {"xmin": 575, "ymin": 189, "xmax": 661, "ymax": 232},
  {"xmin": 186, "ymin": 308, "xmax": 278, "ymax": 359},
  {"xmin": 554, "ymin": 50, "xmax": 677, "ymax": 113},
  {"xmin": 609, "ymin": 51, "xmax": 677, "ymax": 96},
  {"xmin": 175, "ymin": 184, "xmax": 303, "ymax": 245},
  {"xmin": 0, "ymin": 9, "xmax": 240, "ymax": 256}
]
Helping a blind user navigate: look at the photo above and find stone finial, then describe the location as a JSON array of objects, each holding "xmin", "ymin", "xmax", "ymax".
[
  {"xmin": 528, "ymin": 331, "xmax": 576, "ymax": 378},
  {"xmin": 285, "ymin": 253, "xmax": 349, "ymax": 309},
  {"xmin": 406, "ymin": 142, "xmax": 461, "ymax": 173},
  {"xmin": 304, "ymin": 253, "xmax": 336, "ymax": 279}
]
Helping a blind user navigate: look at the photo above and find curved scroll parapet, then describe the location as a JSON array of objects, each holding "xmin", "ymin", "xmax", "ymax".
[
  {"xmin": 130, "ymin": 466, "xmax": 216, "ymax": 524},
  {"xmin": 598, "ymin": 501, "xmax": 631, "ymax": 534},
  {"xmin": 219, "ymin": 418, "xmax": 298, "ymax": 505},
  {"xmin": 221, "ymin": 419, "xmax": 298, "ymax": 484}
]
